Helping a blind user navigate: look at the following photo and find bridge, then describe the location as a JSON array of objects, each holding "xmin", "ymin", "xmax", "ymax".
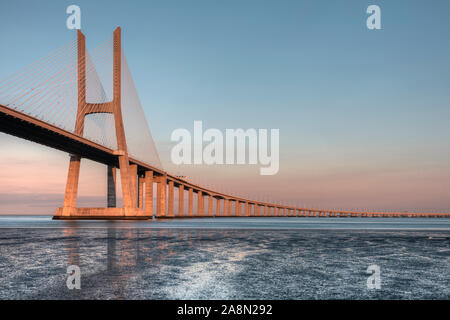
[{"xmin": 1, "ymin": 28, "xmax": 449, "ymax": 219}]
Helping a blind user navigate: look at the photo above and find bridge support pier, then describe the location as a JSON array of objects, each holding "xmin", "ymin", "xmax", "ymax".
[
  {"xmin": 178, "ymin": 185, "xmax": 184, "ymax": 216},
  {"xmin": 216, "ymin": 198, "xmax": 221, "ymax": 216},
  {"xmin": 107, "ymin": 165, "xmax": 116, "ymax": 208},
  {"xmin": 198, "ymin": 191, "xmax": 204, "ymax": 216},
  {"xmin": 61, "ymin": 155, "xmax": 81, "ymax": 216},
  {"xmin": 168, "ymin": 180, "xmax": 174, "ymax": 217},
  {"xmin": 156, "ymin": 175, "xmax": 167, "ymax": 217},
  {"xmin": 129, "ymin": 164, "xmax": 138, "ymax": 207},
  {"xmin": 188, "ymin": 188, "xmax": 193, "ymax": 216},
  {"xmin": 144, "ymin": 171, "xmax": 153, "ymax": 217},
  {"xmin": 54, "ymin": 27, "xmax": 146, "ymax": 220},
  {"xmin": 223, "ymin": 199, "xmax": 229, "ymax": 216},
  {"xmin": 208, "ymin": 195, "xmax": 213, "ymax": 216},
  {"xmin": 138, "ymin": 175, "xmax": 144, "ymax": 209}
]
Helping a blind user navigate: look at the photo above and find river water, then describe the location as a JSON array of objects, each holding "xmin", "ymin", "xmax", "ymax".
[{"xmin": 0, "ymin": 216, "xmax": 449, "ymax": 299}]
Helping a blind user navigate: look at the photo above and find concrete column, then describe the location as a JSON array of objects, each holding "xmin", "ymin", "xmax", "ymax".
[
  {"xmin": 156, "ymin": 175, "xmax": 166, "ymax": 217},
  {"xmin": 62, "ymin": 155, "xmax": 81, "ymax": 215},
  {"xmin": 144, "ymin": 171, "xmax": 153, "ymax": 216},
  {"xmin": 107, "ymin": 165, "xmax": 116, "ymax": 208},
  {"xmin": 208, "ymin": 195, "xmax": 213, "ymax": 216},
  {"xmin": 112, "ymin": 28, "xmax": 134, "ymax": 212},
  {"xmin": 198, "ymin": 191, "xmax": 204, "ymax": 215},
  {"xmin": 224, "ymin": 199, "xmax": 228, "ymax": 216},
  {"xmin": 129, "ymin": 164, "xmax": 138, "ymax": 207},
  {"xmin": 138, "ymin": 175, "xmax": 144, "ymax": 209},
  {"xmin": 236, "ymin": 201, "xmax": 240, "ymax": 216},
  {"xmin": 216, "ymin": 198, "xmax": 221, "ymax": 216},
  {"xmin": 284, "ymin": 208, "xmax": 287, "ymax": 216},
  {"xmin": 168, "ymin": 180, "xmax": 174, "ymax": 217},
  {"xmin": 75, "ymin": 30, "xmax": 86, "ymax": 135},
  {"xmin": 60, "ymin": 31, "xmax": 86, "ymax": 216},
  {"xmin": 188, "ymin": 188, "xmax": 193, "ymax": 215},
  {"xmin": 178, "ymin": 184, "xmax": 184, "ymax": 216},
  {"xmin": 245, "ymin": 202, "xmax": 249, "ymax": 216}
]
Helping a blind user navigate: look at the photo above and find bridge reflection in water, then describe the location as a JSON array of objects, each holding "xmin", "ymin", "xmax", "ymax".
[
  {"xmin": 0, "ymin": 218, "xmax": 449, "ymax": 299},
  {"xmin": 48, "ymin": 222, "xmax": 450, "ymax": 299},
  {"xmin": 62, "ymin": 225, "xmax": 238, "ymax": 299}
]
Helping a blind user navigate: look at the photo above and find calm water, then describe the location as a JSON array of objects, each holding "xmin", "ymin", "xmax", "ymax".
[{"xmin": 0, "ymin": 216, "xmax": 449, "ymax": 299}]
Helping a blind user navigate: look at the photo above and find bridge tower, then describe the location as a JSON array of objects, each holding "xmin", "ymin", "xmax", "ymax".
[{"xmin": 55, "ymin": 27, "xmax": 144, "ymax": 219}]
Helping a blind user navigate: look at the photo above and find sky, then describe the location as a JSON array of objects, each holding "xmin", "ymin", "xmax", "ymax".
[{"xmin": 1, "ymin": 0, "xmax": 450, "ymax": 214}]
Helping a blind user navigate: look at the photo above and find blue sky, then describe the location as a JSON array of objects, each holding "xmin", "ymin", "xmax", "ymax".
[{"xmin": 1, "ymin": 0, "xmax": 450, "ymax": 213}]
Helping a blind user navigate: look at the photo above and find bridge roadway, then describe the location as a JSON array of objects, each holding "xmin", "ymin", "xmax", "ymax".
[{"xmin": 2, "ymin": 103, "xmax": 450, "ymax": 219}]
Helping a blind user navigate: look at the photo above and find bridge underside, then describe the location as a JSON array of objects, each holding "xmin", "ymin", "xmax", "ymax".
[{"xmin": 0, "ymin": 104, "xmax": 118, "ymax": 166}]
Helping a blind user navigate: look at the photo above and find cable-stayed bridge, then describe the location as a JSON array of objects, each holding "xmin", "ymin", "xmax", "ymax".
[{"xmin": 0, "ymin": 28, "xmax": 449, "ymax": 219}]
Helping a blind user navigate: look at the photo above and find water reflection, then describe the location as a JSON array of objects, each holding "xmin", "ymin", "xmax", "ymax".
[
  {"xmin": 60, "ymin": 224, "xmax": 230, "ymax": 299},
  {"xmin": 63, "ymin": 225, "xmax": 80, "ymax": 266},
  {"xmin": 1, "ymin": 222, "xmax": 449, "ymax": 299}
]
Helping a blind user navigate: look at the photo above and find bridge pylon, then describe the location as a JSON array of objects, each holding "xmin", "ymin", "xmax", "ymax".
[{"xmin": 54, "ymin": 27, "xmax": 146, "ymax": 220}]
